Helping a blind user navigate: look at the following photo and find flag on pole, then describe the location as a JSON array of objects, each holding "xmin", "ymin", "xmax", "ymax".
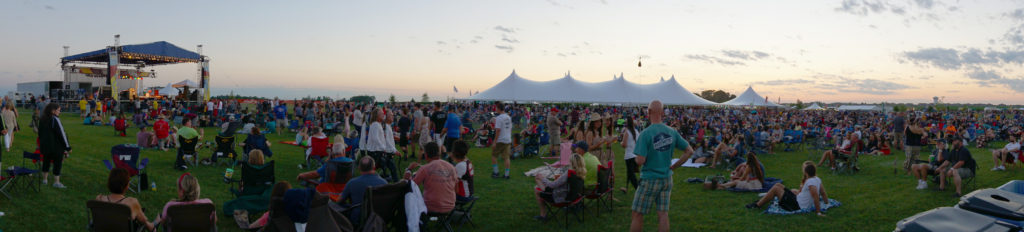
[
  {"xmin": 765, "ymin": 96, "xmax": 769, "ymax": 103},
  {"xmin": 453, "ymin": 85, "xmax": 459, "ymax": 93}
]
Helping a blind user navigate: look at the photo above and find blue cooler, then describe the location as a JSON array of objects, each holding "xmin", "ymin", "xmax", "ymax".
[
  {"xmin": 958, "ymin": 189, "xmax": 1024, "ymax": 227},
  {"xmin": 896, "ymin": 207, "xmax": 1020, "ymax": 232},
  {"xmin": 998, "ymin": 180, "xmax": 1024, "ymax": 196}
]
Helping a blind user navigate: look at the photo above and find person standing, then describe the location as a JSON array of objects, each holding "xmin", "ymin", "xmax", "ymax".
[
  {"xmin": 630, "ymin": 100, "xmax": 693, "ymax": 232},
  {"xmin": 430, "ymin": 103, "xmax": 448, "ymax": 143},
  {"xmin": 273, "ymin": 101, "xmax": 288, "ymax": 135},
  {"xmin": 397, "ymin": 108, "xmax": 412, "ymax": 161},
  {"xmin": 904, "ymin": 117, "xmax": 925, "ymax": 173},
  {"xmin": 491, "ymin": 102, "xmax": 513, "ymax": 179},
  {"xmin": 38, "ymin": 103, "xmax": 71, "ymax": 189},
  {"xmin": 2, "ymin": 104, "xmax": 17, "ymax": 152},
  {"xmin": 620, "ymin": 116, "xmax": 640, "ymax": 192},
  {"xmin": 363, "ymin": 108, "xmax": 388, "ymax": 180},
  {"xmin": 545, "ymin": 108, "xmax": 563, "ymax": 157},
  {"xmin": 892, "ymin": 112, "xmax": 905, "ymax": 150},
  {"xmin": 442, "ymin": 105, "xmax": 462, "ymax": 159}
]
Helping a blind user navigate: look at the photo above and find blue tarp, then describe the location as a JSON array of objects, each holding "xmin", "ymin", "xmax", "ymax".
[{"xmin": 62, "ymin": 41, "xmax": 201, "ymax": 65}]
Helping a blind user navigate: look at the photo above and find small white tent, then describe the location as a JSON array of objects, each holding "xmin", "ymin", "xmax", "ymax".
[
  {"xmin": 803, "ymin": 103, "xmax": 824, "ymax": 110},
  {"xmin": 160, "ymin": 84, "xmax": 179, "ymax": 96},
  {"xmin": 837, "ymin": 105, "xmax": 882, "ymax": 111},
  {"xmin": 171, "ymin": 79, "xmax": 198, "ymax": 88},
  {"xmin": 721, "ymin": 86, "xmax": 784, "ymax": 107}
]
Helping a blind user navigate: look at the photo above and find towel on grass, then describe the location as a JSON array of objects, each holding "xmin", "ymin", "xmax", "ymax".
[
  {"xmin": 727, "ymin": 177, "xmax": 782, "ymax": 193},
  {"xmin": 763, "ymin": 198, "xmax": 841, "ymax": 215}
]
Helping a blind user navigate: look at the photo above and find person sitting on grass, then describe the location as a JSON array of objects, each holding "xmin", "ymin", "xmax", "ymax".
[
  {"xmin": 940, "ymin": 139, "xmax": 976, "ymax": 197},
  {"xmin": 155, "ymin": 173, "xmax": 216, "ymax": 230},
  {"xmin": 718, "ymin": 152, "xmax": 764, "ymax": 191},
  {"xmin": 746, "ymin": 161, "xmax": 829, "ymax": 217},
  {"xmin": 911, "ymin": 140, "xmax": 950, "ymax": 190},
  {"xmin": 709, "ymin": 135, "xmax": 743, "ymax": 169},
  {"xmin": 96, "ymin": 168, "xmax": 155, "ymax": 231},
  {"xmin": 818, "ymin": 133, "xmax": 854, "ymax": 170},
  {"xmin": 136, "ymin": 126, "xmax": 157, "ymax": 149},
  {"xmin": 532, "ymin": 153, "xmax": 586, "ymax": 222},
  {"xmin": 869, "ymin": 136, "xmax": 891, "ymax": 156},
  {"xmin": 991, "ymin": 135, "xmax": 1020, "ymax": 171}
]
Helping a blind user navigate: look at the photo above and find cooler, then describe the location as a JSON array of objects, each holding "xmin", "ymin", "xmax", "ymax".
[
  {"xmin": 895, "ymin": 207, "xmax": 1020, "ymax": 232},
  {"xmin": 998, "ymin": 180, "xmax": 1024, "ymax": 196},
  {"xmin": 957, "ymin": 189, "xmax": 1024, "ymax": 227}
]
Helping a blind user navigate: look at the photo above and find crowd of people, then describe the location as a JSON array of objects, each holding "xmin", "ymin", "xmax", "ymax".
[{"xmin": 4, "ymin": 93, "xmax": 1024, "ymax": 231}]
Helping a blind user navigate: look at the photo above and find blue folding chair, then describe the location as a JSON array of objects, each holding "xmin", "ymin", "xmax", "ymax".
[
  {"xmin": 103, "ymin": 144, "xmax": 149, "ymax": 193},
  {"xmin": 0, "ymin": 151, "xmax": 42, "ymax": 199}
]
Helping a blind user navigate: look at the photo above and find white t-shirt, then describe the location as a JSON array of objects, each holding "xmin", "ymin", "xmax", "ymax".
[
  {"xmin": 623, "ymin": 128, "xmax": 638, "ymax": 160},
  {"xmin": 1005, "ymin": 142, "xmax": 1021, "ymax": 152},
  {"xmin": 495, "ymin": 113, "xmax": 512, "ymax": 144},
  {"xmin": 207, "ymin": 101, "xmax": 215, "ymax": 111},
  {"xmin": 797, "ymin": 176, "xmax": 823, "ymax": 210},
  {"xmin": 353, "ymin": 110, "xmax": 364, "ymax": 127}
]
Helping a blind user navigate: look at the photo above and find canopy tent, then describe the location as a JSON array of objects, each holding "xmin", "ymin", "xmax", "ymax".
[
  {"xmin": 160, "ymin": 84, "xmax": 179, "ymax": 96},
  {"xmin": 803, "ymin": 103, "xmax": 824, "ymax": 110},
  {"xmin": 172, "ymin": 79, "xmax": 198, "ymax": 88},
  {"xmin": 466, "ymin": 71, "xmax": 716, "ymax": 105},
  {"xmin": 62, "ymin": 41, "xmax": 201, "ymax": 65},
  {"xmin": 983, "ymin": 107, "xmax": 1003, "ymax": 111},
  {"xmin": 721, "ymin": 86, "xmax": 784, "ymax": 107},
  {"xmin": 837, "ymin": 105, "xmax": 882, "ymax": 111}
]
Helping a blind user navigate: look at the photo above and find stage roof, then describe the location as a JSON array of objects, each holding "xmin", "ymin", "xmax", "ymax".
[{"xmin": 62, "ymin": 41, "xmax": 201, "ymax": 65}]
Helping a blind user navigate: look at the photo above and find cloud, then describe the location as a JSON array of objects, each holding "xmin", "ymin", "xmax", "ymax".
[
  {"xmin": 967, "ymin": 68, "xmax": 1002, "ymax": 81},
  {"xmin": 721, "ymin": 50, "xmax": 771, "ymax": 60},
  {"xmin": 493, "ymin": 26, "xmax": 516, "ymax": 33},
  {"xmin": 1006, "ymin": 9, "xmax": 1024, "ymax": 20},
  {"xmin": 835, "ymin": 78, "xmax": 912, "ymax": 95},
  {"xmin": 494, "ymin": 45, "xmax": 514, "ymax": 53},
  {"xmin": 835, "ymin": 0, "xmax": 888, "ymax": 16},
  {"xmin": 685, "ymin": 50, "xmax": 784, "ymax": 67},
  {"xmin": 899, "ymin": 47, "xmax": 1024, "ymax": 70},
  {"xmin": 1004, "ymin": 24, "xmax": 1024, "ymax": 47},
  {"xmin": 44, "ymin": 5, "xmax": 54, "ymax": 10},
  {"xmin": 994, "ymin": 78, "xmax": 1024, "ymax": 92},
  {"xmin": 749, "ymin": 79, "xmax": 815, "ymax": 86},
  {"xmin": 436, "ymin": 41, "xmax": 446, "ymax": 45},
  {"xmin": 914, "ymin": 0, "xmax": 934, "ymax": 9},
  {"xmin": 685, "ymin": 54, "xmax": 745, "ymax": 66},
  {"xmin": 500, "ymin": 35, "xmax": 519, "ymax": 43}
]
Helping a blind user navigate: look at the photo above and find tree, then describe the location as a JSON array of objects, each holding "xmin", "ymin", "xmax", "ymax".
[
  {"xmin": 349, "ymin": 95, "xmax": 375, "ymax": 104},
  {"xmin": 421, "ymin": 92, "xmax": 430, "ymax": 103},
  {"xmin": 795, "ymin": 99, "xmax": 804, "ymax": 109},
  {"xmin": 388, "ymin": 94, "xmax": 396, "ymax": 103},
  {"xmin": 696, "ymin": 89, "xmax": 737, "ymax": 103}
]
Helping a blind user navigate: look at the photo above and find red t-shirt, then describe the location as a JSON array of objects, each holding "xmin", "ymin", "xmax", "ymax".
[
  {"xmin": 413, "ymin": 160, "xmax": 458, "ymax": 213},
  {"xmin": 154, "ymin": 120, "xmax": 170, "ymax": 139}
]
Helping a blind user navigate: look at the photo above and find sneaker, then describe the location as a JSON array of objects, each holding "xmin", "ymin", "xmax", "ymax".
[
  {"xmin": 491, "ymin": 173, "xmax": 500, "ymax": 178},
  {"xmin": 916, "ymin": 181, "xmax": 926, "ymax": 190},
  {"xmin": 745, "ymin": 203, "xmax": 759, "ymax": 209},
  {"xmin": 53, "ymin": 183, "xmax": 67, "ymax": 189},
  {"xmin": 998, "ymin": 166, "xmax": 1006, "ymax": 171},
  {"xmin": 42, "ymin": 179, "xmax": 47, "ymax": 185},
  {"xmin": 503, "ymin": 175, "xmax": 510, "ymax": 179},
  {"xmin": 992, "ymin": 167, "xmax": 1001, "ymax": 171}
]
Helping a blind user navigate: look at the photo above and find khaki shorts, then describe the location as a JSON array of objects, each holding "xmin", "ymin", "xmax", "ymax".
[
  {"xmin": 276, "ymin": 119, "xmax": 288, "ymax": 128},
  {"xmin": 956, "ymin": 168, "xmax": 974, "ymax": 179},
  {"xmin": 492, "ymin": 142, "xmax": 511, "ymax": 159}
]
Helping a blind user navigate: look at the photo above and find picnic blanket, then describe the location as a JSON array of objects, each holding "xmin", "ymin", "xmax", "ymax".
[
  {"xmin": 727, "ymin": 177, "xmax": 782, "ymax": 193},
  {"xmin": 673, "ymin": 158, "xmax": 707, "ymax": 168},
  {"xmin": 280, "ymin": 141, "xmax": 305, "ymax": 147},
  {"xmin": 763, "ymin": 198, "xmax": 841, "ymax": 215},
  {"xmin": 524, "ymin": 165, "xmax": 566, "ymax": 179}
]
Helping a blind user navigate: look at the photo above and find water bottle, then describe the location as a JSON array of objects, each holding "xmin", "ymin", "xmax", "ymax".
[{"xmin": 150, "ymin": 182, "xmax": 157, "ymax": 191}]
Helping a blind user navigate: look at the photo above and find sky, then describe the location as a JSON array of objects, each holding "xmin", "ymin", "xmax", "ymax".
[{"xmin": 2, "ymin": 0, "xmax": 1024, "ymax": 104}]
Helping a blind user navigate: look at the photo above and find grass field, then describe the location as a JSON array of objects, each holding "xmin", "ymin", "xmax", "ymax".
[{"xmin": 0, "ymin": 110, "xmax": 1018, "ymax": 231}]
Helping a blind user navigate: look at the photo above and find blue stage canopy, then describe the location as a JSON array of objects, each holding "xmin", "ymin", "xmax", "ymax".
[{"xmin": 62, "ymin": 41, "xmax": 201, "ymax": 65}]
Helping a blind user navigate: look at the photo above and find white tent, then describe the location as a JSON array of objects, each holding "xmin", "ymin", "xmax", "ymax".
[
  {"xmin": 837, "ymin": 105, "xmax": 882, "ymax": 111},
  {"xmin": 721, "ymin": 86, "xmax": 784, "ymax": 107},
  {"xmin": 171, "ymin": 79, "xmax": 198, "ymax": 88},
  {"xmin": 983, "ymin": 107, "xmax": 1002, "ymax": 111},
  {"xmin": 160, "ymin": 84, "xmax": 179, "ymax": 96},
  {"xmin": 803, "ymin": 103, "xmax": 824, "ymax": 110},
  {"xmin": 466, "ymin": 71, "xmax": 716, "ymax": 105}
]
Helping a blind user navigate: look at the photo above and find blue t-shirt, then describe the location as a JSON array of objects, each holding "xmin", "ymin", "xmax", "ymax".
[
  {"xmin": 316, "ymin": 157, "xmax": 354, "ymax": 183},
  {"xmin": 274, "ymin": 105, "xmax": 287, "ymax": 119},
  {"xmin": 341, "ymin": 173, "xmax": 387, "ymax": 222},
  {"xmin": 445, "ymin": 113, "xmax": 461, "ymax": 138},
  {"xmin": 634, "ymin": 123, "xmax": 690, "ymax": 179}
]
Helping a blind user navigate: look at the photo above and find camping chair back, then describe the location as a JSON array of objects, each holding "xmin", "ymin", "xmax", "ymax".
[
  {"xmin": 111, "ymin": 144, "xmax": 142, "ymax": 176},
  {"xmin": 163, "ymin": 203, "xmax": 216, "ymax": 232},
  {"xmin": 362, "ymin": 180, "xmax": 411, "ymax": 231},
  {"xmin": 596, "ymin": 163, "xmax": 611, "ymax": 193},
  {"xmin": 567, "ymin": 173, "xmax": 584, "ymax": 200},
  {"xmin": 241, "ymin": 161, "xmax": 276, "ymax": 196},
  {"xmin": 215, "ymin": 135, "xmax": 236, "ymax": 160},
  {"xmin": 325, "ymin": 160, "xmax": 353, "ymax": 184},
  {"xmin": 86, "ymin": 200, "xmax": 137, "ymax": 232},
  {"xmin": 461, "ymin": 160, "xmax": 475, "ymax": 196},
  {"xmin": 114, "ymin": 119, "xmax": 127, "ymax": 131},
  {"xmin": 263, "ymin": 197, "xmax": 298, "ymax": 232},
  {"xmin": 179, "ymin": 137, "xmax": 198, "ymax": 154},
  {"xmin": 310, "ymin": 137, "xmax": 329, "ymax": 158},
  {"xmin": 307, "ymin": 192, "xmax": 353, "ymax": 232}
]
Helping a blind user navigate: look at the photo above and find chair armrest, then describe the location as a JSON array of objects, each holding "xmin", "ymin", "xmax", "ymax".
[
  {"xmin": 103, "ymin": 160, "xmax": 113, "ymax": 170},
  {"xmin": 139, "ymin": 158, "xmax": 149, "ymax": 170}
]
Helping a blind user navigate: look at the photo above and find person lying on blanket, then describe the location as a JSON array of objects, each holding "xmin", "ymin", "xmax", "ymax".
[
  {"xmin": 746, "ymin": 161, "xmax": 830, "ymax": 217},
  {"xmin": 718, "ymin": 152, "xmax": 764, "ymax": 191}
]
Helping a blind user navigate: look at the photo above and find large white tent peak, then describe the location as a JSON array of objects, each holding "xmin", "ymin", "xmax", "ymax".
[
  {"xmin": 466, "ymin": 71, "xmax": 716, "ymax": 105},
  {"xmin": 722, "ymin": 86, "xmax": 784, "ymax": 107}
]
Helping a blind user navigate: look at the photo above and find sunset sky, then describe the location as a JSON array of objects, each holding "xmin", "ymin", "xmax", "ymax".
[{"xmin": 2, "ymin": 0, "xmax": 1023, "ymax": 104}]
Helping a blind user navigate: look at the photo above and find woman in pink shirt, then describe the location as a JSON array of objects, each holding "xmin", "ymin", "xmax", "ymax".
[{"xmin": 155, "ymin": 173, "xmax": 216, "ymax": 230}]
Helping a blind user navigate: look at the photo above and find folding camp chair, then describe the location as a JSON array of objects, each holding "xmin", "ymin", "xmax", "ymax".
[
  {"xmin": 584, "ymin": 161, "xmax": 614, "ymax": 217},
  {"xmin": 223, "ymin": 161, "xmax": 276, "ymax": 216},
  {"xmin": 260, "ymin": 197, "xmax": 297, "ymax": 232},
  {"xmin": 784, "ymin": 130, "xmax": 804, "ymax": 152},
  {"xmin": 86, "ymin": 200, "xmax": 146, "ymax": 232},
  {"xmin": 102, "ymin": 144, "xmax": 149, "ymax": 193},
  {"xmin": 0, "ymin": 151, "xmax": 42, "ymax": 199},
  {"xmin": 179, "ymin": 136, "xmax": 200, "ymax": 167},
  {"xmin": 448, "ymin": 195, "xmax": 479, "ymax": 228},
  {"xmin": 544, "ymin": 172, "xmax": 585, "ymax": 231},
  {"xmin": 361, "ymin": 180, "xmax": 412, "ymax": 232},
  {"xmin": 309, "ymin": 159, "xmax": 353, "ymax": 202},
  {"xmin": 242, "ymin": 134, "xmax": 273, "ymax": 158},
  {"xmin": 306, "ymin": 137, "xmax": 330, "ymax": 169},
  {"xmin": 834, "ymin": 146, "xmax": 860, "ymax": 175},
  {"xmin": 157, "ymin": 203, "xmax": 217, "ymax": 232},
  {"xmin": 211, "ymin": 135, "xmax": 237, "ymax": 166},
  {"xmin": 308, "ymin": 192, "xmax": 354, "ymax": 232}
]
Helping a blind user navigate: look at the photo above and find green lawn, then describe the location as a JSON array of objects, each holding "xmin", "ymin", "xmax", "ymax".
[{"xmin": 0, "ymin": 111, "xmax": 1018, "ymax": 231}]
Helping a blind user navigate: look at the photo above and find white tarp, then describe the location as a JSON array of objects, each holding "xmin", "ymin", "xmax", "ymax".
[
  {"xmin": 160, "ymin": 84, "xmax": 179, "ymax": 96},
  {"xmin": 171, "ymin": 79, "xmax": 198, "ymax": 88},
  {"xmin": 984, "ymin": 107, "xmax": 1002, "ymax": 111},
  {"xmin": 466, "ymin": 71, "xmax": 716, "ymax": 105},
  {"xmin": 803, "ymin": 103, "xmax": 824, "ymax": 110},
  {"xmin": 837, "ymin": 105, "xmax": 881, "ymax": 111},
  {"xmin": 721, "ymin": 86, "xmax": 784, "ymax": 107}
]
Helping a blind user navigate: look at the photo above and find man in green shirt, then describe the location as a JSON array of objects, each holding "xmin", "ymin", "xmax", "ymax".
[
  {"xmin": 630, "ymin": 100, "xmax": 693, "ymax": 232},
  {"xmin": 574, "ymin": 141, "xmax": 600, "ymax": 184},
  {"xmin": 174, "ymin": 119, "xmax": 202, "ymax": 170}
]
